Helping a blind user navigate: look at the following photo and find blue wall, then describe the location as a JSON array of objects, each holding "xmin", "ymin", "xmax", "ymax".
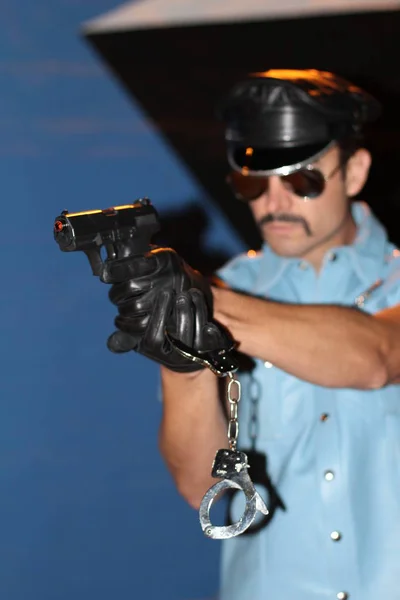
[{"xmin": 0, "ymin": 2, "xmax": 244, "ymax": 599}]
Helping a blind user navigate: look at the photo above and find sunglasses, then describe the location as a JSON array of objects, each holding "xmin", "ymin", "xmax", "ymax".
[{"xmin": 226, "ymin": 162, "xmax": 342, "ymax": 202}]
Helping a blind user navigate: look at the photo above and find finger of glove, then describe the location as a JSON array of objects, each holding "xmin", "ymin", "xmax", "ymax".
[
  {"xmin": 101, "ymin": 253, "xmax": 159, "ymax": 284},
  {"xmin": 107, "ymin": 330, "xmax": 140, "ymax": 353},
  {"xmin": 108, "ymin": 278, "xmax": 153, "ymax": 313},
  {"xmin": 190, "ymin": 288, "xmax": 234, "ymax": 351},
  {"xmin": 141, "ymin": 289, "xmax": 175, "ymax": 351},
  {"xmin": 173, "ymin": 291, "xmax": 195, "ymax": 347},
  {"xmin": 109, "ymin": 279, "xmax": 152, "ymax": 307},
  {"xmin": 114, "ymin": 312, "xmax": 150, "ymax": 338},
  {"xmin": 188, "ymin": 289, "xmax": 209, "ymax": 348}
]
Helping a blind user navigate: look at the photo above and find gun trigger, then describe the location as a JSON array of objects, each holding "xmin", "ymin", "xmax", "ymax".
[
  {"xmin": 105, "ymin": 243, "xmax": 117, "ymax": 261},
  {"xmin": 84, "ymin": 248, "xmax": 104, "ymax": 277}
]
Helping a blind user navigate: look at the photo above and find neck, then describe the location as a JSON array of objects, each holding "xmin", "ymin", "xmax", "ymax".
[{"xmin": 302, "ymin": 210, "xmax": 357, "ymax": 272}]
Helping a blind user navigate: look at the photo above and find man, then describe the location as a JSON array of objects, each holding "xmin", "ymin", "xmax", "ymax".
[{"xmin": 106, "ymin": 70, "xmax": 400, "ymax": 600}]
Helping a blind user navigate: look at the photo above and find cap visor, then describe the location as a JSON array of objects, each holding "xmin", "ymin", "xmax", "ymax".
[{"xmin": 227, "ymin": 141, "xmax": 334, "ymax": 176}]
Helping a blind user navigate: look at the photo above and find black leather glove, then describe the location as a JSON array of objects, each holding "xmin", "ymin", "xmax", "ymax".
[{"xmin": 102, "ymin": 247, "xmax": 236, "ymax": 373}]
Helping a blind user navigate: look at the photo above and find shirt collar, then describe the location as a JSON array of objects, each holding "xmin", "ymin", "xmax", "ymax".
[
  {"xmin": 254, "ymin": 201, "xmax": 389, "ymax": 293},
  {"xmin": 342, "ymin": 201, "xmax": 388, "ymax": 286}
]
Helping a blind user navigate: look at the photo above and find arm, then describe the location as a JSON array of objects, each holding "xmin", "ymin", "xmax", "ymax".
[
  {"xmin": 159, "ymin": 366, "xmax": 228, "ymax": 509},
  {"xmin": 213, "ymin": 287, "xmax": 400, "ymax": 389},
  {"xmin": 104, "ymin": 248, "xmax": 238, "ymax": 509}
]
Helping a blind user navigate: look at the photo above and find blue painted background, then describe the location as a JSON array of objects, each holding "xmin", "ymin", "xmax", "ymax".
[{"xmin": 0, "ymin": 2, "xmax": 244, "ymax": 599}]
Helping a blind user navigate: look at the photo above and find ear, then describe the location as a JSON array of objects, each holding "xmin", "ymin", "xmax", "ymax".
[{"xmin": 345, "ymin": 148, "xmax": 372, "ymax": 197}]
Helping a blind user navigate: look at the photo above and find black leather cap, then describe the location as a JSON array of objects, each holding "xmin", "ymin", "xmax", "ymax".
[{"xmin": 218, "ymin": 69, "xmax": 382, "ymax": 174}]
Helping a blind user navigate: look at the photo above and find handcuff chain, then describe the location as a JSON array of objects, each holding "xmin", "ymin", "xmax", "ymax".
[
  {"xmin": 227, "ymin": 372, "xmax": 241, "ymax": 451},
  {"xmin": 248, "ymin": 375, "xmax": 261, "ymax": 450}
]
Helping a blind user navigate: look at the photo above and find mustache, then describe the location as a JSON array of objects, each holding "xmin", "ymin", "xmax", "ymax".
[{"xmin": 258, "ymin": 213, "xmax": 312, "ymax": 236}]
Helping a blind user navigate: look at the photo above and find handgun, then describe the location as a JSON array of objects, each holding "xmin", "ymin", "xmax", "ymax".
[
  {"xmin": 53, "ymin": 197, "xmax": 160, "ymax": 277},
  {"xmin": 53, "ymin": 197, "xmax": 239, "ymax": 375}
]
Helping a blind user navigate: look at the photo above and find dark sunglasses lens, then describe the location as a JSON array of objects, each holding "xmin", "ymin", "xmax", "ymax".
[
  {"xmin": 227, "ymin": 172, "xmax": 268, "ymax": 202},
  {"xmin": 286, "ymin": 169, "xmax": 325, "ymax": 199},
  {"xmin": 227, "ymin": 167, "xmax": 326, "ymax": 201}
]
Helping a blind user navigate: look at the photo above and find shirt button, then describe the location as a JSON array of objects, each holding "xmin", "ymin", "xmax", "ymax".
[
  {"xmin": 337, "ymin": 593, "xmax": 349, "ymax": 600},
  {"xmin": 298, "ymin": 261, "xmax": 308, "ymax": 270},
  {"xmin": 324, "ymin": 470, "xmax": 335, "ymax": 481},
  {"xmin": 320, "ymin": 413, "xmax": 330, "ymax": 422},
  {"xmin": 327, "ymin": 251, "xmax": 338, "ymax": 262},
  {"xmin": 330, "ymin": 531, "xmax": 342, "ymax": 541}
]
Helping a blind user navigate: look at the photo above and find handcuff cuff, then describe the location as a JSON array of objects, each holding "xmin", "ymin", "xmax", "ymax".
[
  {"xmin": 166, "ymin": 334, "xmax": 269, "ymax": 540},
  {"xmin": 224, "ymin": 374, "xmax": 285, "ymax": 535}
]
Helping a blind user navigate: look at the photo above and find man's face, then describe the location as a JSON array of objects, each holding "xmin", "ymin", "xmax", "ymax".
[{"xmin": 247, "ymin": 145, "xmax": 362, "ymax": 261}]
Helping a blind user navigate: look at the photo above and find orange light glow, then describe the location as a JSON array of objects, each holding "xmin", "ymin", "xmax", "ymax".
[{"xmin": 65, "ymin": 204, "xmax": 141, "ymax": 218}]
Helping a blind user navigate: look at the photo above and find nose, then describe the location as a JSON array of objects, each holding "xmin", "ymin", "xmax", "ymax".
[{"xmin": 253, "ymin": 175, "xmax": 293, "ymax": 213}]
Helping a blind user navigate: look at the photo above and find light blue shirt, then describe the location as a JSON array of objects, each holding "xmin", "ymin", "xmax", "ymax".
[{"xmin": 217, "ymin": 202, "xmax": 400, "ymax": 600}]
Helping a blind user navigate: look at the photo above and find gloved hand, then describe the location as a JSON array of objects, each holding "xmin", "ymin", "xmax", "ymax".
[{"xmin": 102, "ymin": 247, "xmax": 237, "ymax": 373}]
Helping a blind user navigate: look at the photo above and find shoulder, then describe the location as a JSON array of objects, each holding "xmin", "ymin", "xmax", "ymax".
[
  {"xmin": 216, "ymin": 249, "xmax": 263, "ymax": 292},
  {"xmin": 382, "ymin": 244, "xmax": 400, "ymax": 306}
]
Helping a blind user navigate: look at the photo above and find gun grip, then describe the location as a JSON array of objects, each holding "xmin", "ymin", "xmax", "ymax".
[{"xmin": 84, "ymin": 248, "xmax": 104, "ymax": 277}]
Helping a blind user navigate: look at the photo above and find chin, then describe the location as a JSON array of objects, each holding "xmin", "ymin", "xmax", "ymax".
[{"xmin": 265, "ymin": 239, "xmax": 306, "ymax": 258}]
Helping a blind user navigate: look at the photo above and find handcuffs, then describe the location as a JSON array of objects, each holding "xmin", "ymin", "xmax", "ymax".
[
  {"xmin": 166, "ymin": 277, "xmax": 387, "ymax": 539},
  {"xmin": 167, "ymin": 335, "xmax": 269, "ymax": 540}
]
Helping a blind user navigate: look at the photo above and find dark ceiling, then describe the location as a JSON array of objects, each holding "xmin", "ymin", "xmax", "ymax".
[{"xmin": 84, "ymin": 9, "xmax": 400, "ymax": 257}]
